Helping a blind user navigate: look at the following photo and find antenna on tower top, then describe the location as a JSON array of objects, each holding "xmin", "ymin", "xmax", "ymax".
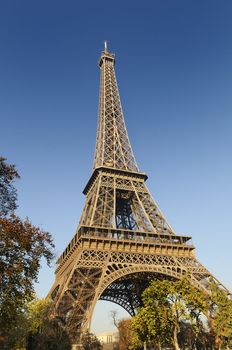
[{"xmin": 104, "ymin": 40, "xmax": 108, "ymax": 51}]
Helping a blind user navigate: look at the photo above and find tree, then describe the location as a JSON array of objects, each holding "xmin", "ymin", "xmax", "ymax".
[
  {"xmin": 130, "ymin": 277, "xmax": 208, "ymax": 350},
  {"xmin": 25, "ymin": 298, "xmax": 71, "ymax": 350},
  {"xmin": 110, "ymin": 310, "xmax": 131, "ymax": 350},
  {"xmin": 0, "ymin": 157, "xmax": 54, "ymax": 349},
  {"xmin": 207, "ymin": 281, "xmax": 232, "ymax": 350},
  {"xmin": 0, "ymin": 297, "xmax": 71, "ymax": 350},
  {"xmin": 178, "ymin": 320, "xmax": 213, "ymax": 350},
  {"xmin": 0, "ymin": 157, "xmax": 19, "ymax": 217},
  {"xmin": 27, "ymin": 318, "xmax": 71, "ymax": 350},
  {"xmin": 0, "ymin": 302, "xmax": 28, "ymax": 350},
  {"xmin": 0, "ymin": 216, "xmax": 54, "ymax": 347},
  {"xmin": 26, "ymin": 298, "xmax": 52, "ymax": 334},
  {"xmin": 118, "ymin": 319, "xmax": 132, "ymax": 350},
  {"xmin": 130, "ymin": 296, "xmax": 173, "ymax": 350}
]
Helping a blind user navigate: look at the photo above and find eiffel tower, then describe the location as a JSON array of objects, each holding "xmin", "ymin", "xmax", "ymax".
[{"xmin": 48, "ymin": 43, "xmax": 229, "ymax": 349}]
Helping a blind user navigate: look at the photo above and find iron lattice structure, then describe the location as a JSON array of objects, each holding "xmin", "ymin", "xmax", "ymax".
[{"xmin": 48, "ymin": 45, "xmax": 229, "ymax": 348}]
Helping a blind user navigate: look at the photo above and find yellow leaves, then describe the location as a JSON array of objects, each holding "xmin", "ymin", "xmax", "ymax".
[{"xmin": 27, "ymin": 298, "xmax": 52, "ymax": 334}]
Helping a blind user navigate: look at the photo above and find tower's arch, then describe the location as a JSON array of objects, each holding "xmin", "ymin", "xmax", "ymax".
[{"xmin": 88, "ymin": 267, "xmax": 180, "ymax": 330}]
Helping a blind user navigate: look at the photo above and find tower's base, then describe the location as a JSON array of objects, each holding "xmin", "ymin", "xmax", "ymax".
[{"xmin": 48, "ymin": 226, "xmax": 227, "ymax": 344}]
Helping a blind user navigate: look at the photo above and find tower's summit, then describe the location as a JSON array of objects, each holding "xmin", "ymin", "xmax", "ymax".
[
  {"xmin": 95, "ymin": 44, "xmax": 137, "ymax": 172},
  {"xmin": 99, "ymin": 41, "xmax": 115, "ymax": 67}
]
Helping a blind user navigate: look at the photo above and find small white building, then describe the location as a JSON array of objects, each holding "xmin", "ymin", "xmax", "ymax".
[{"xmin": 97, "ymin": 331, "xmax": 119, "ymax": 349}]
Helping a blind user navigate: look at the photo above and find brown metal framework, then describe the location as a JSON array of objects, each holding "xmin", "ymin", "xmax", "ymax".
[{"xmin": 48, "ymin": 45, "xmax": 230, "ymax": 349}]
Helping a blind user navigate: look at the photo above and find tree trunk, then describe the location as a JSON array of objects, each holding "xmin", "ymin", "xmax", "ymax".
[
  {"xmin": 173, "ymin": 325, "xmax": 180, "ymax": 350},
  {"xmin": 144, "ymin": 341, "xmax": 147, "ymax": 350}
]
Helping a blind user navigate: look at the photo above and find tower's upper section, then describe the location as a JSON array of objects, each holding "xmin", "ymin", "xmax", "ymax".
[{"xmin": 93, "ymin": 44, "xmax": 139, "ymax": 172}]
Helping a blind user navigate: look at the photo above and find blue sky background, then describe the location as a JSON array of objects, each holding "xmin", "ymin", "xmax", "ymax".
[{"xmin": 1, "ymin": 0, "xmax": 232, "ymax": 334}]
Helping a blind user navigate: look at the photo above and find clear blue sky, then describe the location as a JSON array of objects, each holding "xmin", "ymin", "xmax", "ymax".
[{"xmin": 1, "ymin": 0, "xmax": 232, "ymax": 334}]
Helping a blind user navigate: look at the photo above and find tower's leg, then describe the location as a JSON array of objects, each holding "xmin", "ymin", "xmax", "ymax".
[{"xmin": 55, "ymin": 266, "xmax": 104, "ymax": 344}]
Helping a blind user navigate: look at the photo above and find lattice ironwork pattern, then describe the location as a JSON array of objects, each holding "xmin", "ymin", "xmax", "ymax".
[
  {"xmin": 93, "ymin": 48, "xmax": 138, "ymax": 171},
  {"xmin": 48, "ymin": 45, "xmax": 230, "ymax": 349},
  {"xmin": 79, "ymin": 170, "xmax": 174, "ymax": 234}
]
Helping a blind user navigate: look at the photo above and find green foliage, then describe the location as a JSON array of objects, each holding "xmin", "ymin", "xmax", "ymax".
[
  {"xmin": 27, "ymin": 318, "xmax": 71, "ymax": 350},
  {"xmin": 0, "ymin": 157, "xmax": 19, "ymax": 217},
  {"xmin": 29, "ymin": 299, "xmax": 70, "ymax": 350},
  {"xmin": 0, "ymin": 297, "xmax": 71, "ymax": 350},
  {"xmin": 131, "ymin": 303, "xmax": 173, "ymax": 349},
  {"xmin": 208, "ymin": 280, "xmax": 232, "ymax": 349},
  {"xmin": 130, "ymin": 276, "xmax": 209, "ymax": 350},
  {"xmin": 0, "ymin": 215, "xmax": 54, "ymax": 346},
  {"xmin": 0, "ymin": 306, "xmax": 28, "ymax": 350},
  {"xmin": 27, "ymin": 298, "xmax": 52, "ymax": 334},
  {"xmin": 130, "ymin": 277, "xmax": 232, "ymax": 350}
]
